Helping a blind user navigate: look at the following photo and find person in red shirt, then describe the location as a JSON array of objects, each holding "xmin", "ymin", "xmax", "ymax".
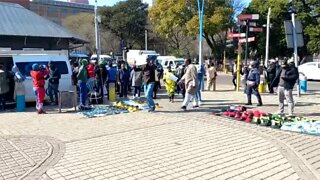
[
  {"xmin": 30, "ymin": 63, "xmax": 49, "ymax": 114},
  {"xmin": 87, "ymin": 63, "xmax": 95, "ymax": 78}
]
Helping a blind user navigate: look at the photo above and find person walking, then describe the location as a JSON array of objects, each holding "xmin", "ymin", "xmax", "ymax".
[
  {"xmin": 117, "ymin": 63, "xmax": 130, "ymax": 98},
  {"xmin": 130, "ymin": 67, "xmax": 143, "ymax": 98},
  {"xmin": 206, "ymin": 62, "xmax": 217, "ymax": 91},
  {"xmin": 47, "ymin": 61, "xmax": 61, "ymax": 105},
  {"xmin": 245, "ymin": 61, "xmax": 263, "ymax": 106},
  {"xmin": 0, "ymin": 63, "xmax": 9, "ymax": 111},
  {"xmin": 133, "ymin": 58, "xmax": 157, "ymax": 112},
  {"xmin": 176, "ymin": 64, "xmax": 186, "ymax": 98},
  {"xmin": 271, "ymin": 58, "xmax": 299, "ymax": 116},
  {"xmin": 163, "ymin": 66, "xmax": 176, "ymax": 103},
  {"xmin": 77, "ymin": 59, "xmax": 89, "ymax": 109},
  {"xmin": 179, "ymin": 58, "xmax": 198, "ymax": 110},
  {"xmin": 195, "ymin": 63, "xmax": 205, "ymax": 106},
  {"xmin": 30, "ymin": 64, "xmax": 49, "ymax": 114}
]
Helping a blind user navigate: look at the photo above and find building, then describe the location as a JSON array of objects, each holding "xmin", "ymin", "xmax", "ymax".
[
  {"xmin": 0, "ymin": 2, "xmax": 87, "ymax": 50},
  {"xmin": 0, "ymin": 0, "xmax": 94, "ymax": 25}
]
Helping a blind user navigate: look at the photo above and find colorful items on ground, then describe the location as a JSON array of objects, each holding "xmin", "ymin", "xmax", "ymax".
[{"xmin": 216, "ymin": 105, "xmax": 320, "ymax": 136}]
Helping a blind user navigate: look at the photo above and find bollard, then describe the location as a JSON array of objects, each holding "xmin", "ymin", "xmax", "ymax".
[
  {"xmin": 300, "ymin": 76, "xmax": 307, "ymax": 93},
  {"xmin": 15, "ymin": 82, "xmax": 25, "ymax": 112},
  {"xmin": 108, "ymin": 82, "xmax": 116, "ymax": 101}
]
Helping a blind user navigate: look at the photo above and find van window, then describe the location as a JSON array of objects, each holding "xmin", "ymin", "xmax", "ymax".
[
  {"xmin": 164, "ymin": 61, "xmax": 169, "ymax": 66},
  {"xmin": 16, "ymin": 61, "xmax": 69, "ymax": 76}
]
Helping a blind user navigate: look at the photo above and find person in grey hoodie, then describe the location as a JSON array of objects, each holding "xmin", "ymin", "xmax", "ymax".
[
  {"xmin": 0, "ymin": 63, "xmax": 9, "ymax": 111},
  {"xmin": 130, "ymin": 68, "xmax": 143, "ymax": 98}
]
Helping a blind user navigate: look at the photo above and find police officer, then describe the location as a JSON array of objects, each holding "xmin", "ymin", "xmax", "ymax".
[{"xmin": 246, "ymin": 60, "xmax": 263, "ymax": 106}]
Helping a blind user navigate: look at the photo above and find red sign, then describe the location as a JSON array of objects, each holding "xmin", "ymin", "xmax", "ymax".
[
  {"xmin": 238, "ymin": 14, "xmax": 260, "ymax": 20},
  {"xmin": 227, "ymin": 33, "xmax": 246, "ymax": 38},
  {"xmin": 238, "ymin": 21, "xmax": 257, "ymax": 26},
  {"xmin": 239, "ymin": 37, "xmax": 256, "ymax": 43},
  {"xmin": 249, "ymin": 27, "xmax": 263, "ymax": 32}
]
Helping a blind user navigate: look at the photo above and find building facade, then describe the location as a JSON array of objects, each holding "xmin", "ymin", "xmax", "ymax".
[{"xmin": 0, "ymin": 0, "xmax": 94, "ymax": 25}]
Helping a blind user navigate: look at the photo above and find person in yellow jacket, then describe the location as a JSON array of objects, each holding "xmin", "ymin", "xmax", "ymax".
[{"xmin": 163, "ymin": 66, "xmax": 177, "ymax": 103}]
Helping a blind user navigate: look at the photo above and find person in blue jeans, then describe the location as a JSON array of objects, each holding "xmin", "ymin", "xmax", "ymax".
[
  {"xmin": 195, "ymin": 63, "xmax": 205, "ymax": 106},
  {"xmin": 246, "ymin": 61, "xmax": 263, "ymax": 106},
  {"xmin": 133, "ymin": 58, "xmax": 157, "ymax": 112},
  {"xmin": 117, "ymin": 63, "xmax": 130, "ymax": 98},
  {"xmin": 77, "ymin": 59, "xmax": 88, "ymax": 109}
]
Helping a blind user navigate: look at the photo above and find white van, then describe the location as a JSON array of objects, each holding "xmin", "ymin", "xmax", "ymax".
[
  {"xmin": 0, "ymin": 49, "xmax": 73, "ymax": 102},
  {"xmin": 90, "ymin": 54, "xmax": 113, "ymax": 64},
  {"xmin": 127, "ymin": 50, "xmax": 159, "ymax": 66},
  {"xmin": 158, "ymin": 56, "xmax": 185, "ymax": 74}
]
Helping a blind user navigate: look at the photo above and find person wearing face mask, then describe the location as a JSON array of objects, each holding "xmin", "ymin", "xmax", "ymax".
[
  {"xmin": 245, "ymin": 60, "xmax": 263, "ymax": 106},
  {"xmin": 271, "ymin": 58, "xmax": 299, "ymax": 117}
]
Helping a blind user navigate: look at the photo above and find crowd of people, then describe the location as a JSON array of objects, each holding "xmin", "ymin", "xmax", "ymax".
[{"xmin": 231, "ymin": 57, "xmax": 299, "ymax": 117}]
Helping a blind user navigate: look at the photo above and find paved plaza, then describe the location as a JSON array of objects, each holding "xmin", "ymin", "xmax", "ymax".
[{"xmin": 0, "ymin": 74, "xmax": 320, "ymax": 180}]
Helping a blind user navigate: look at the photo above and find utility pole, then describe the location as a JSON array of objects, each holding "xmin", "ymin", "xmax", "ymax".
[
  {"xmin": 291, "ymin": 12, "xmax": 300, "ymax": 96},
  {"xmin": 265, "ymin": 8, "xmax": 271, "ymax": 67},
  {"xmin": 197, "ymin": 0, "xmax": 205, "ymax": 91},
  {"xmin": 244, "ymin": 20, "xmax": 249, "ymax": 65},
  {"xmin": 94, "ymin": 0, "xmax": 100, "ymax": 63},
  {"xmin": 145, "ymin": 30, "xmax": 148, "ymax": 50}
]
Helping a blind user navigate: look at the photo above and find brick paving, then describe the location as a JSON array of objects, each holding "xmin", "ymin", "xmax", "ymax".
[{"xmin": 0, "ymin": 76, "xmax": 319, "ymax": 179}]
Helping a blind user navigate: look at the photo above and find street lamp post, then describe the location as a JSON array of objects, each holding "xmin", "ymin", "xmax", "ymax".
[
  {"xmin": 197, "ymin": 0, "xmax": 205, "ymax": 91},
  {"xmin": 265, "ymin": 8, "xmax": 271, "ymax": 67},
  {"xmin": 94, "ymin": 0, "xmax": 101, "ymax": 63}
]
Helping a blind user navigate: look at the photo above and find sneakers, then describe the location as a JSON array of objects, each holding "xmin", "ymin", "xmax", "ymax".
[
  {"xmin": 37, "ymin": 109, "xmax": 46, "ymax": 114},
  {"xmin": 193, "ymin": 105, "xmax": 199, "ymax": 108},
  {"xmin": 245, "ymin": 103, "xmax": 252, "ymax": 105},
  {"xmin": 181, "ymin": 106, "xmax": 187, "ymax": 111}
]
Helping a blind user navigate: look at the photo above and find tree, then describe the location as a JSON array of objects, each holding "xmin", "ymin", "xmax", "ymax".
[
  {"xmin": 63, "ymin": 13, "xmax": 95, "ymax": 53},
  {"xmin": 63, "ymin": 13, "xmax": 120, "ymax": 54},
  {"xmin": 99, "ymin": 0, "xmax": 148, "ymax": 49}
]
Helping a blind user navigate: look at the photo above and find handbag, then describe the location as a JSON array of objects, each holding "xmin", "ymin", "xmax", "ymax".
[{"xmin": 246, "ymin": 80, "xmax": 256, "ymax": 87}]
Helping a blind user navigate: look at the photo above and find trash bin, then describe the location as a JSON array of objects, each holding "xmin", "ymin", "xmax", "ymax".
[
  {"xmin": 15, "ymin": 82, "xmax": 25, "ymax": 112},
  {"xmin": 58, "ymin": 90, "xmax": 77, "ymax": 112},
  {"xmin": 300, "ymin": 74, "xmax": 307, "ymax": 93}
]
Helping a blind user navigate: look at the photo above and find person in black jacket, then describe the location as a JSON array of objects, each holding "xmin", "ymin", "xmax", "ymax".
[
  {"xmin": 133, "ymin": 58, "xmax": 157, "ymax": 112},
  {"xmin": 95, "ymin": 62, "xmax": 107, "ymax": 102},
  {"xmin": 271, "ymin": 58, "xmax": 299, "ymax": 116},
  {"xmin": 47, "ymin": 61, "xmax": 61, "ymax": 105},
  {"xmin": 266, "ymin": 59, "xmax": 277, "ymax": 94}
]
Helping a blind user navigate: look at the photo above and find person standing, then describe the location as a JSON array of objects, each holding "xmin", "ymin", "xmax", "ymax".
[
  {"xmin": 77, "ymin": 59, "xmax": 89, "ymax": 109},
  {"xmin": 153, "ymin": 61, "xmax": 163, "ymax": 99},
  {"xmin": 195, "ymin": 63, "xmax": 205, "ymax": 106},
  {"xmin": 117, "ymin": 63, "xmax": 130, "ymax": 98},
  {"xmin": 47, "ymin": 61, "xmax": 61, "ymax": 105},
  {"xmin": 245, "ymin": 61, "xmax": 263, "ymax": 106},
  {"xmin": 30, "ymin": 64, "xmax": 49, "ymax": 114},
  {"xmin": 206, "ymin": 62, "xmax": 217, "ymax": 91},
  {"xmin": 130, "ymin": 67, "xmax": 143, "ymax": 98},
  {"xmin": 95, "ymin": 61, "xmax": 107, "ymax": 102},
  {"xmin": 0, "ymin": 63, "xmax": 9, "ymax": 111},
  {"xmin": 176, "ymin": 64, "xmax": 186, "ymax": 98},
  {"xmin": 133, "ymin": 58, "xmax": 157, "ymax": 112},
  {"xmin": 106, "ymin": 61, "xmax": 117, "ymax": 100},
  {"xmin": 267, "ymin": 59, "xmax": 277, "ymax": 94},
  {"xmin": 232, "ymin": 61, "xmax": 237, "ymax": 90},
  {"xmin": 179, "ymin": 59, "xmax": 198, "ymax": 110},
  {"xmin": 163, "ymin": 66, "xmax": 176, "ymax": 103},
  {"xmin": 272, "ymin": 58, "xmax": 299, "ymax": 116}
]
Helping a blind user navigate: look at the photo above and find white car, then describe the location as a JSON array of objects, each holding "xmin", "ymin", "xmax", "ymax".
[{"xmin": 298, "ymin": 62, "xmax": 320, "ymax": 80}]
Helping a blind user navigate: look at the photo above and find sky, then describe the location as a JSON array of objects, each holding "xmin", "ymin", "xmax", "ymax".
[{"xmin": 89, "ymin": 0, "xmax": 252, "ymax": 7}]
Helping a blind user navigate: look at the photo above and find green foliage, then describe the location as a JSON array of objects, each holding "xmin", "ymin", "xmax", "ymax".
[
  {"xmin": 99, "ymin": 0, "xmax": 148, "ymax": 49},
  {"xmin": 246, "ymin": 0, "xmax": 320, "ymax": 58},
  {"xmin": 149, "ymin": 0, "xmax": 235, "ymax": 59}
]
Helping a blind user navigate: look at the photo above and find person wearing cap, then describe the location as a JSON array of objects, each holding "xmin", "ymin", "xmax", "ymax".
[
  {"xmin": 271, "ymin": 58, "xmax": 299, "ymax": 116},
  {"xmin": 133, "ymin": 58, "xmax": 157, "ymax": 112},
  {"xmin": 163, "ymin": 66, "xmax": 176, "ymax": 103},
  {"xmin": 246, "ymin": 60, "xmax": 263, "ymax": 106},
  {"xmin": 30, "ymin": 63, "xmax": 49, "ymax": 114},
  {"xmin": 77, "ymin": 59, "xmax": 89, "ymax": 109},
  {"xmin": 267, "ymin": 59, "xmax": 277, "ymax": 94},
  {"xmin": 47, "ymin": 61, "xmax": 61, "ymax": 105}
]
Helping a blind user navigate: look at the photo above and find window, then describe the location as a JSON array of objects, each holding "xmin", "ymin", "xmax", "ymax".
[{"xmin": 16, "ymin": 61, "xmax": 69, "ymax": 77}]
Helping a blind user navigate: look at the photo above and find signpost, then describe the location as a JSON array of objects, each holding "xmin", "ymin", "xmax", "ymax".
[
  {"xmin": 239, "ymin": 37, "xmax": 256, "ymax": 43},
  {"xmin": 227, "ymin": 33, "xmax": 246, "ymax": 38},
  {"xmin": 249, "ymin": 27, "xmax": 263, "ymax": 32},
  {"xmin": 238, "ymin": 14, "xmax": 260, "ymax": 20}
]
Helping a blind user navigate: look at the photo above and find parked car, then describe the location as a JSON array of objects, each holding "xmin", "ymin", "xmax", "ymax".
[{"xmin": 298, "ymin": 62, "xmax": 320, "ymax": 80}]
